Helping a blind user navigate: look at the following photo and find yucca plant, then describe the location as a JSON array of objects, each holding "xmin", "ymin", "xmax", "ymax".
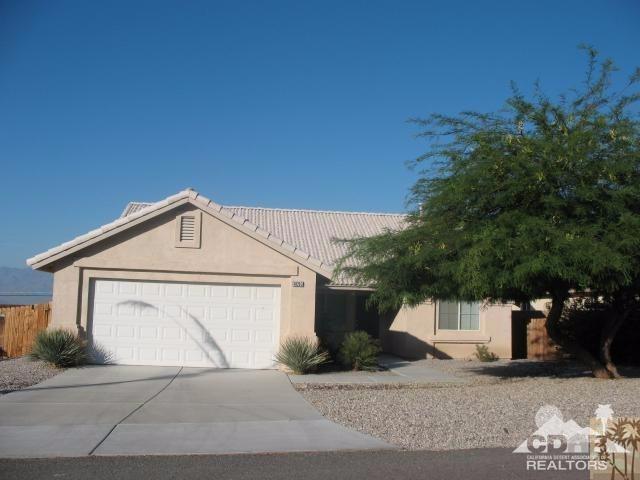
[
  {"xmin": 339, "ymin": 330, "xmax": 381, "ymax": 371},
  {"xmin": 274, "ymin": 336, "xmax": 330, "ymax": 375},
  {"xmin": 30, "ymin": 329, "xmax": 87, "ymax": 368}
]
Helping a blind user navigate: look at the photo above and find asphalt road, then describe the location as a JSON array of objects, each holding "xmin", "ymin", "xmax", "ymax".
[{"xmin": 1, "ymin": 448, "xmax": 587, "ymax": 480}]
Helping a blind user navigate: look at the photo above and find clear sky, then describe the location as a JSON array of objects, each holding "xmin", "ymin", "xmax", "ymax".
[{"xmin": 1, "ymin": 0, "xmax": 638, "ymax": 267}]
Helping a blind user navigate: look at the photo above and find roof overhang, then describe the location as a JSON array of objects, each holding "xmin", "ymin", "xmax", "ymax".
[{"xmin": 27, "ymin": 189, "xmax": 335, "ymax": 279}]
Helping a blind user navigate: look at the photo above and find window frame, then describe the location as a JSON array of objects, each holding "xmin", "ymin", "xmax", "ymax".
[{"xmin": 437, "ymin": 300, "xmax": 480, "ymax": 331}]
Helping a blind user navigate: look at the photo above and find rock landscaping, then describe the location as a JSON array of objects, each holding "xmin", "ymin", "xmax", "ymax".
[
  {"xmin": 297, "ymin": 359, "xmax": 640, "ymax": 450},
  {"xmin": 0, "ymin": 356, "xmax": 62, "ymax": 394}
]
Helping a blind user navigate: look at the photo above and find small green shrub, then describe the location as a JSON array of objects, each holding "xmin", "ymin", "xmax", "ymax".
[
  {"xmin": 474, "ymin": 344, "xmax": 499, "ymax": 362},
  {"xmin": 274, "ymin": 336, "xmax": 330, "ymax": 375},
  {"xmin": 30, "ymin": 329, "xmax": 87, "ymax": 367},
  {"xmin": 339, "ymin": 331, "xmax": 381, "ymax": 371}
]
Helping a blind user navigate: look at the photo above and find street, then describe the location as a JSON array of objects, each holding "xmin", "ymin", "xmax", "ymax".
[{"xmin": 1, "ymin": 448, "xmax": 587, "ymax": 480}]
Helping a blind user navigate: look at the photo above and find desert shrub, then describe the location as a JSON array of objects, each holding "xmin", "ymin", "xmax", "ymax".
[
  {"xmin": 86, "ymin": 342, "xmax": 114, "ymax": 364},
  {"xmin": 339, "ymin": 330, "xmax": 381, "ymax": 371},
  {"xmin": 474, "ymin": 344, "xmax": 499, "ymax": 362},
  {"xmin": 30, "ymin": 329, "xmax": 87, "ymax": 367},
  {"xmin": 274, "ymin": 336, "xmax": 330, "ymax": 374}
]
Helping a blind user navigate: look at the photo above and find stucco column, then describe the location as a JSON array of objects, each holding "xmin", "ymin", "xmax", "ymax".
[{"xmin": 286, "ymin": 269, "xmax": 317, "ymax": 339}]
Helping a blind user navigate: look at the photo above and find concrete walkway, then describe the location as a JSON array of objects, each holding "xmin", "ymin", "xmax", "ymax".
[
  {"xmin": 0, "ymin": 366, "xmax": 392, "ymax": 458},
  {"xmin": 288, "ymin": 354, "xmax": 463, "ymax": 385}
]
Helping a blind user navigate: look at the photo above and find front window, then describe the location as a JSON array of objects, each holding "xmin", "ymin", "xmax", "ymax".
[{"xmin": 438, "ymin": 301, "xmax": 480, "ymax": 330}]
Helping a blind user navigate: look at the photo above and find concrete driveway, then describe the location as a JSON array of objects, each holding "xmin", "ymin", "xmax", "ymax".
[{"xmin": 0, "ymin": 366, "xmax": 392, "ymax": 458}]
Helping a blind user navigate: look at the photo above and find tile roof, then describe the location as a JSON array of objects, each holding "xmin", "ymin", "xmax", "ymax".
[
  {"xmin": 29, "ymin": 189, "xmax": 406, "ymax": 286},
  {"xmin": 121, "ymin": 201, "xmax": 406, "ymax": 282}
]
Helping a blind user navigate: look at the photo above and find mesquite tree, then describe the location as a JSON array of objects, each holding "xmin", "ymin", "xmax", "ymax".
[{"xmin": 336, "ymin": 48, "xmax": 640, "ymax": 378}]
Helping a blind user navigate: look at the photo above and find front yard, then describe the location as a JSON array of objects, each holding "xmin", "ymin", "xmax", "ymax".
[
  {"xmin": 2, "ymin": 353, "xmax": 638, "ymax": 453},
  {"xmin": 297, "ymin": 359, "xmax": 640, "ymax": 450}
]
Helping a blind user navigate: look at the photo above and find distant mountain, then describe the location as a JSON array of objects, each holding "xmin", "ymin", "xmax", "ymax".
[{"xmin": 0, "ymin": 267, "xmax": 52, "ymax": 305}]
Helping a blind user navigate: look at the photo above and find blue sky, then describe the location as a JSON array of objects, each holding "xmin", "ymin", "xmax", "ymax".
[{"xmin": 1, "ymin": 0, "xmax": 638, "ymax": 267}]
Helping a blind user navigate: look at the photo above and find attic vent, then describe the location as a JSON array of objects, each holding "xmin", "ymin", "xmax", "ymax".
[
  {"xmin": 180, "ymin": 216, "xmax": 196, "ymax": 241},
  {"xmin": 175, "ymin": 211, "xmax": 201, "ymax": 248}
]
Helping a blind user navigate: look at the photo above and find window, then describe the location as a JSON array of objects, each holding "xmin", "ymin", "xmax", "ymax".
[
  {"xmin": 438, "ymin": 301, "xmax": 480, "ymax": 330},
  {"xmin": 174, "ymin": 211, "xmax": 202, "ymax": 248}
]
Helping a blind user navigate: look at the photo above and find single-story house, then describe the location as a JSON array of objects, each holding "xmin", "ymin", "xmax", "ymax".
[{"xmin": 27, "ymin": 188, "xmax": 515, "ymax": 368}]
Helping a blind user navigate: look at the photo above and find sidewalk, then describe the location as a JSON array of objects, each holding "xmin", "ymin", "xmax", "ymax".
[{"xmin": 288, "ymin": 354, "xmax": 463, "ymax": 385}]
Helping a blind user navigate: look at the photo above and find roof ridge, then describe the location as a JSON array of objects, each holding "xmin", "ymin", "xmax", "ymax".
[
  {"xmin": 223, "ymin": 205, "xmax": 407, "ymax": 217},
  {"xmin": 123, "ymin": 201, "xmax": 406, "ymax": 217}
]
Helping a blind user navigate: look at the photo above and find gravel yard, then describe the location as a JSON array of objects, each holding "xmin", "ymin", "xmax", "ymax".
[
  {"xmin": 0, "ymin": 357, "xmax": 61, "ymax": 394},
  {"xmin": 298, "ymin": 359, "xmax": 640, "ymax": 450}
]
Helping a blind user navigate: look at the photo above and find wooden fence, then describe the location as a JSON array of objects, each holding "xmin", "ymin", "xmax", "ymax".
[
  {"xmin": 0, "ymin": 303, "xmax": 51, "ymax": 358},
  {"xmin": 511, "ymin": 310, "xmax": 561, "ymax": 360},
  {"xmin": 526, "ymin": 316, "xmax": 561, "ymax": 360}
]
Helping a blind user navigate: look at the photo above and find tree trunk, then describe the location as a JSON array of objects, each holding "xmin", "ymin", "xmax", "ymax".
[
  {"xmin": 545, "ymin": 293, "xmax": 614, "ymax": 379},
  {"xmin": 599, "ymin": 311, "xmax": 627, "ymax": 379}
]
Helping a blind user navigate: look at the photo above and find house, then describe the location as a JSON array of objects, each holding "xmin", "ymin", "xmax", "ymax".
[{"xmin": 27, "ymin": 188, "xmax": 514, "ymax": 368}]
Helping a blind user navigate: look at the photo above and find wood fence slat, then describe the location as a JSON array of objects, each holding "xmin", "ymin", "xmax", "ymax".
[
  {"xmin": 527, "ymin": 317, "xmax": 560, "ymax": 360},
  {"xmin": 0, "ymin": 303, "xmax": 51, "ymax": 357}
]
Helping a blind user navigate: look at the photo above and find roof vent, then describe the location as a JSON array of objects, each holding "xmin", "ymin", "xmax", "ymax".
[
  {"xmin": 179, "ymin": 215, "xmax": 196, "ymax": 241},
  {"xmin": 175, "ymin": 211, "xmax": 201, "ymax": 248}
]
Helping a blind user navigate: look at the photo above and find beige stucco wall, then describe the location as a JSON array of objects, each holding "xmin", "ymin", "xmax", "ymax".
[
  {"xmin": 43, "ymin": 201, "xmax": 517, "ymax": 361},
  {"xmin": 380, "ymin": 301, "xmax": 515, "ymax": 359},
  {"xmin": 47, "ymin": 204, "xmax": 317, "ymax": 341}
]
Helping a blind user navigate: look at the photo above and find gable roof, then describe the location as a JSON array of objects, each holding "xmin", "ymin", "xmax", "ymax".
[
  {"xmin": 122, "ymin": 201, "xmax": 405, "ymax": 274},
  {"xmin": 28, "ymin": 189, "xmax": 406, "ymax": 285}
]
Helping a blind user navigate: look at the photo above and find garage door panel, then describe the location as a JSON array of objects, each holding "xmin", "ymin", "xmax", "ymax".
[
  {"xmin": 230, "ymin": 350, "xmax": 251, "ymax": 367},
  {"xmin": 254, "ymin": 350, "xmax": 274, "ymax": 366},
  {"xmin": 186, "ymin": 284, "xmax": 207, "ymax": 297},
  {"xmin": 231, "ymin": 286, "xmax": 251, "ymax": 299},
  {"xmin": 93, "ymin": 302, "xmax": 113, "ymax": 315},
  {"xmin": 186, "ymin": 305, "xmax": 206, "ymax": 316},
  {"xmin": 231, "ymin": 308, "xmax": 251, "ymax": 322},
  {"xmin": 209, "ymin": 307, "xmax": 228, "ymax": 320},
  {"xmin": 161, "ymin": 326, "xmax": 182, "ymax": 340},
  {"xmin": 140, "ymin": 304, "xmax": 160, "ymax": 317},
  {"xmin": 255, "ymin": 307, "xmax": 275, "ymax": 323},
  {"xmin": 115, "ymin": 346, "xmax": 135, "ymax": 361},
  {"xmin": 95, "ymin": 281, "xmax": 115, "ymax": 294},
  {"xmin": 91, "ymin": 280, "xmax": 279, "ymax": 369},
  {"xmin": 117, "ymin": 282, "xmax": 138, "ymax": 295},
  {"xmin": 255, "ymin": 330, "xmax": 274, "ymax": 344},
  {"xmin": 115, "ymin": 303, "xmax": 135, "ymax": 316},
  {"xmin": 256, "ymin": 288, "xmax": 276, "ymax": 300},
  {"xmin": 210, "ymin": 285, "xmax": 229, "ymax": 298},
  {"xmin": 163, "ymin": 304, "xmax": 182, "ymax": 319},
  {"xmin": 231, "ymin": 329, "xmax": 251, "ymax": 343},
  {"xmin": 141, "ymin": 282, "xmax": 162, "ymax": 296},
  {"xmin": 93, "ymin": 324, "xmax": 112, "ymax": 337},
  {"xmin": 138, "ymin": 348, "xmax": 159, "ymax": 362},
  {"xmin": 164, "ymin": 284, "xmax": 184, "ymax": 297},
  {"xmin": 116, "ymin": 325, "xmax": 136, "ymax": 338}
]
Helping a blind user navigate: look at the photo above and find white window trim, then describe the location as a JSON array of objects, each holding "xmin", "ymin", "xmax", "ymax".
[
  {"xmin": 174, "ymin": 211, "xmax": 202, "ymax": 248},
  {"xmin": 437, "ymin": 300, "xmax": 480, "ymax": 332}
]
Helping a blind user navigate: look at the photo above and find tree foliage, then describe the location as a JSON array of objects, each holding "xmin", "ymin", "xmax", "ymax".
[{"xmin": 336, "ymin": 48, "xmax": 640, "ymax": 377}]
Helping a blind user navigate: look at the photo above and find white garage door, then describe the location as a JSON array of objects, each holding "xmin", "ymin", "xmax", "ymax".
[{"xmin": 90, "ymin": 279, "xmax": 280, "ymax": 369}]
